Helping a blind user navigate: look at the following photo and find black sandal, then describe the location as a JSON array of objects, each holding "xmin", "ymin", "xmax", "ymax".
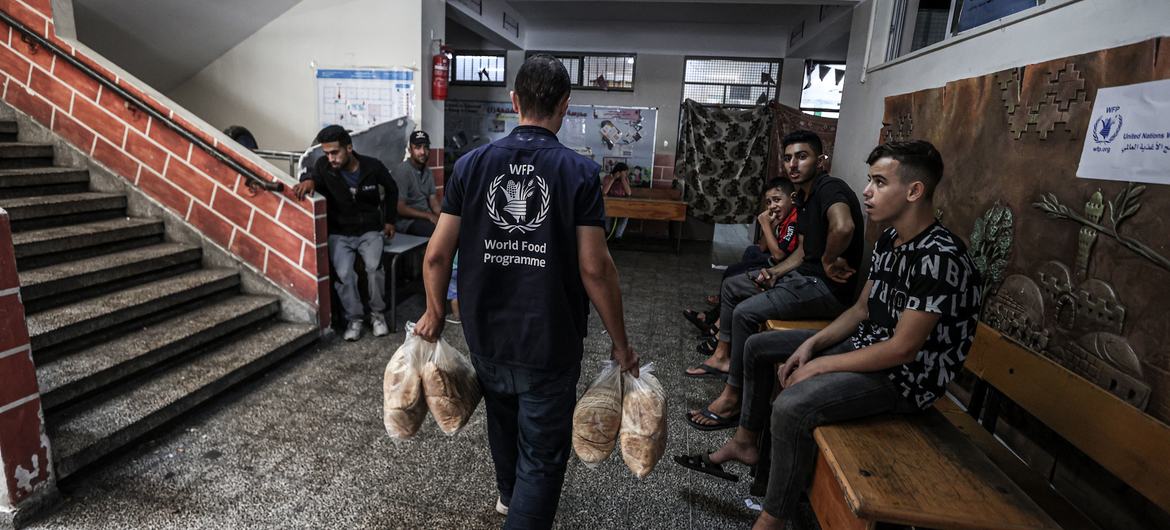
[
  {"xmin": 684, "ymin": 363, "xmax": 727, "ymax": 380},
  {"xmin": 696, "ymin": 336, "xmax": 717, "ymax": 356},
  {"xmin": 673, "ymin": 453, "xmax": 739, "ymax": 482},
  {"xmin": 683, "ymin": 306, "xmax": 716, "ymax": 334},
  {"xmin": 684, "ymin": 407, "xmax": 739, "ymax": 431}
]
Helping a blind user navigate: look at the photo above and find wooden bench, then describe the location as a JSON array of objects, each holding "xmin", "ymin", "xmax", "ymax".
[
  {"xmin": 762, "ymin": 319, "xmax": 1170, "ymax": 528},
  {"xmin": 603, "ymin": 197, "xmax": 687, "ymax": 252}
]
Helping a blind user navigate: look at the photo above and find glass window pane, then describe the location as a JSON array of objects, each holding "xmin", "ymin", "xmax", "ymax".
[
  {"xmin": 800, "ymin": 62, "xmax": 845, "ymax": 111},
  {"xmin": 683, "ymin": 84, "xmax": 725, "ymax": 105}
]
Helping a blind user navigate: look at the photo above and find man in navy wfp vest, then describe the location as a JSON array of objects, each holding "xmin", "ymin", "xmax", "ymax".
[{"xmin": 415, "ymin": 55, "xmax": 639, "ymax": 529}]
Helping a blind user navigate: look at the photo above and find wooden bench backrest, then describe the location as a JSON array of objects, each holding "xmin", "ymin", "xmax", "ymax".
[
  {"xmin": 629, "ymin": 188, "xmax": 681, "ymax": 201},
  {"xmin": 966, "ymin": 322, "xmax": 1170, "ymax": 512}
]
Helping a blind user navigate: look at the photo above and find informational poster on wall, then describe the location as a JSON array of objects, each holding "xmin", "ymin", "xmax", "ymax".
[
  {"xmin": 1077, "ymin": 79, "xmax": 1170, "ymax": 185},
  {"xmin": 445, "ymin": 100, "xmax": 658, "ymax": 186},
  {"xmin": 560, "ymin": 106, "xmax": 658, "ymax": 187},
  {"xmin": 317, "ymin": 68, "xmax": 414, "ymax": 131}
]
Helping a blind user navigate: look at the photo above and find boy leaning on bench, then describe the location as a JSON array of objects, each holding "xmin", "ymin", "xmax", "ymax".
[{"xmin": 675, "ymin": 140, "xmax": 984, "ymax": 530}]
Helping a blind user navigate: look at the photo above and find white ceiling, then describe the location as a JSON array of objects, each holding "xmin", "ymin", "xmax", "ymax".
[
  {"xmin": 505, "ymin": 1, "xmax": 856, "ymax": 58},
  {"xmin": 509, "ymin": 0, "xmax": 848, "ymax": 25},
  {"xmin": 72, "ymin": 0, "xmax": 302, "ymax": 92}
]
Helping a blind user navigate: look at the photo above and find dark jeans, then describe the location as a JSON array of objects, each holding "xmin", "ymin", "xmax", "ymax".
[
  {"xmin": 737, "ymin": 329, "xmax": 919, "ymax": 518},
  {"xmin": 723, "ymin": 245, "xmax": 772, "ymax": 279},
  {"xmin": 472, "ymin": 357, "xmax": 582, "ymax": 530},
  {"xmin": 400, "ymin": 218, "xmax": 436, "ymax": 237},
  {"xmin": 718, "ymin": 271, "xmax": 846, "ymax": 388}
]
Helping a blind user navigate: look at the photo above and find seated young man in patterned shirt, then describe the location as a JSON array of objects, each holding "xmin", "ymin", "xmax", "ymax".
[{"xmin": 674, "ymin": 140, "xmax": 983, "ymax": 530}]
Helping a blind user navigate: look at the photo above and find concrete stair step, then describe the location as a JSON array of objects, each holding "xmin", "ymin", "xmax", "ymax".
[
  {"xmin": 0, "ymin": 142, "xmax": 54, "ymax": 169},
  {"xmin": 50, "ymin": 321, "xmax": 317, "ymax": 478},
  {"xmin": 11, "ymin": 217, "xmax": 164, "ymax": 269},
  {"xmin": 38, "ymin": 295, "xmax": 281, "ymax": 411},
  {"xmin": 0, "ymin": 120, "xmax": 17, "ymax": 141},
  {"xmin": 26, "ymin": 268, "xmax": 240, "ymax": 355},
  {"xmin": 0, "ymin": 167, "xmax": 90, "ymax": 199},
  {"xmin": 18, "ymin": 242, "xmax": 202, "ymax": 313},
  {"xmin": 1, "ymin": 192, "xmax": 126, "ymax": 230}
]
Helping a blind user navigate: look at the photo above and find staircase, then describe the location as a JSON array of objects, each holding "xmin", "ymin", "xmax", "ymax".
[{"xmin": 0, "ymin": 119, "xmax": 318, "ymax": 479}]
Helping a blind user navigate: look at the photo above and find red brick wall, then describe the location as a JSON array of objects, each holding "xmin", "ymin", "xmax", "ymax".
[
  {"xmin": 0, "ymin": 208, "xmax": 52, "ymax": 508},
  {"xmin": 0, "ymin": 1, "xmax": 328, "ymax": 327}
]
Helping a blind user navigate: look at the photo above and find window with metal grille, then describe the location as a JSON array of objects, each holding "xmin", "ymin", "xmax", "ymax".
[
  {"xmin": 451, "ymin": 51, "xmax": 506, "ymax": 86},
  {"xmin": 527, "ymin": 52, "xmax": 635, "ymax": 91},
  {"xmin": 800, "ymin": 61, "xmax": 845, "ymax": 118},
  {"xmin": 682, "ymin": 57, "xmax": 781, "ymax": 107}
]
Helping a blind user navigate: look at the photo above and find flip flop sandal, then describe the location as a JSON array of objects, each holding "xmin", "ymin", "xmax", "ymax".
[
  {"xmin": 696, "ymin": 336, "xmax": 718, "ymax": 356},
  {"xmin": 673, "ymin": 453, "xmax": 740, "ymax": 482},
  {"xmin": 704, "ymin": 294, "xmax": 720, "ymax": 307},
  {"xmin": 684, "ymin": 363, "xmax": 728, "ymax": 380},
  {"xmin": 682, "ymin": 309, "xmax": 716, "ymax": 335},
  {"xmin": 684, "ymin": 407, "xmax": 739, "ymax": 431}
]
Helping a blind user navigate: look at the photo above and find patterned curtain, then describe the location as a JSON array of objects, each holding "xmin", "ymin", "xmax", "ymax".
[
  {"xmin": 766, "ymin": 102, "xmax": 838, "ymax": 179},
  {"xmin": 677, "ymin": 100, "xmax": 772, "ymax": 224}
]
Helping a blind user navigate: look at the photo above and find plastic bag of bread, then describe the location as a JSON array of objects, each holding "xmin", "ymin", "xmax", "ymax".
[
  {"xmin": 421, "ymin": 336, "xmax": 481, "ymax": 435},
  {"xmin": 383, "ymin": 323, "xmax": 429, "ymax": 439},
  {"xmin": 620, "ymin": 363, "xmax": 667, "ymax": 478},
  {"xmin": 572, "ymin": 361, "xmax": 623, "ymax": 466}
]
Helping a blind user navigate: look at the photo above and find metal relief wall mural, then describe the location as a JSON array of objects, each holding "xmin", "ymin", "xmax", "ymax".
[{"xmin": 881, "ymin": 39, "xmax": 1170, "ymax": 420}]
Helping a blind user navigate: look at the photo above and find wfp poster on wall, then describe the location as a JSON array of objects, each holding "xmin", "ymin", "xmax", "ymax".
[
  {"xmin": 444, "ymin": 101, "xmax": 658, "ymax": 186},
  {"xmin": 1077, "ymin": 79, "xmax": 1170, "ymax": 185}
]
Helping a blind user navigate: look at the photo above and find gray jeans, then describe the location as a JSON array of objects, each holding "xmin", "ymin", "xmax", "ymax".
[
  {"xmin": 737, "ymin": 329, "xmax": 918, "ymax": 518},
  {"xmin": 718, "ymin": 271, "xmax": 846, "ymax": 388},
  {"xmin": 328, "ymin": 231, "xmax": 386, "ymax": 322}
]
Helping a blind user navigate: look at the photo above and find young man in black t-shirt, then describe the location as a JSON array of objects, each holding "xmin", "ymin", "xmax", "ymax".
[
  {"xmin": 675, "ymin": 141, "xmax": 982, "ymax": 530},
  {"xmin": 415, "ymin": 55, "xmax": 638, "ymax": 529},
  {"xmin": 686, "ymin": 131, "xmax": 864, "ymax": 431}
]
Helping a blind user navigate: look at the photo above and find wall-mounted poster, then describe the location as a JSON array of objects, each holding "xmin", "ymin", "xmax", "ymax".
[
  {"xmin": 445, "ymin": 100, "xmax": 658, "ymax": 186},
  {"xmin": 317, "ymin": 68, "xmax": 415, "ymax": 131}
]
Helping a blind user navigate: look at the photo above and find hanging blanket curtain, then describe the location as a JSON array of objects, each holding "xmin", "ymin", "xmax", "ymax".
[
  {"xmin": 677, "ymin": 99, "xmax": 772, "ymax": 224},
  {"xmin": 765, "ymin": 102, "xmax": 838, "ymax": 180}
]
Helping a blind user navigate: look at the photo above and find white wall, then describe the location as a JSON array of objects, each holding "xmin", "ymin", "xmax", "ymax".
[
  {"xmin": 834, "ymin": 0, "xmax": 1170, "ymax": 193},
  {"xmin": 167, "ymin": 0, "xmax": 423, "ymax": 151},
  {"xmin": 420, "ymin": 0, "xmax": 445, "ymax": 149}
]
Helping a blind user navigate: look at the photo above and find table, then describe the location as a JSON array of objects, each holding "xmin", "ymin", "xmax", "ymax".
[
  {"xmin": 383, "ymin": 233, "xmax": 429, "ymax": 330},
  {"xmin": 603, "ymin": 197, "xmax": 687, "ymax": 252}
]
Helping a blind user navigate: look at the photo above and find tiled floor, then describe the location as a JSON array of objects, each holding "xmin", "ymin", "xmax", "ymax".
[{"xmin": 28, "ymin": 243, "xmax": 813, "ymax": 529}]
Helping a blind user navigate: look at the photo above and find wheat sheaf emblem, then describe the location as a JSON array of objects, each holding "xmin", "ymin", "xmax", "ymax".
[{"xmin": 487, "ymin": 173, "xmax": 550, "ymax": 233}]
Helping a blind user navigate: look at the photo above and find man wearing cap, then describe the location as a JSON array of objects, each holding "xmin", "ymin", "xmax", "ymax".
[{"xmin": 393, "ymin": 130, "xmax": 441, "ymax": 237}]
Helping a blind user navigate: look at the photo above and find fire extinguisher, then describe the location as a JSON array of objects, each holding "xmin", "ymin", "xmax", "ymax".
[{"xmin": 432, "ymin": 45, "xmax": 451, "ymax": 101}]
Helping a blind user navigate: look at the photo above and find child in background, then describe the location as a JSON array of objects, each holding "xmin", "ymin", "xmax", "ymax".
[
  {"xmin": 446, "ymin": 251, "xmax": 460, "ymax": 324},
  {"xmin": 684, "ymin": 178, "xmax": 799, "ymax": 339}
]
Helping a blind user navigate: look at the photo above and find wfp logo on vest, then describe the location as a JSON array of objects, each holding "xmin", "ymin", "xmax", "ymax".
[
  {"xmin": 1092, "ymin": 111, "xmax": 1123, "ymax": 144},
  {"xmin": 487, "ymin": 167, "xmax": 549, "ymax": 233}
]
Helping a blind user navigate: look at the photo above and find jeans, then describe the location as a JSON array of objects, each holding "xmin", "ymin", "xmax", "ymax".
[
  {"xmin": 472, "ymin": 357, "xmax": 581, "ymax": 530},
  {"xmin": 723, "ymin": 245, "xmax": 773, "ymax": 279},
  {"xmin": 737, "ymin": 329, "xmax": 919, "ymax": 518},
  {"xmin": 328, "ymin": 231, "xmax": 386, "ymax": 322},
  {"xmin": 400, "ymin": 218, "xmax": 436, "ymax": 237},
  {"xmin": 719, "ymin": 271, "xmax": 846, "ymax": 388},
  {"xmin": 605, "ymin": 217, "xmax": 628, "ymax": 238}
]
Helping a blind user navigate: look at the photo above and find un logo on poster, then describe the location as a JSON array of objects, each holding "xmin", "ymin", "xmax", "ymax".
[
  {"xmin": 1092, "ymin": 114, "xmax": 1123, "ymax": 144},
  {"xmin": 487, "ymin": 174, "xmax": 549, "ymax": 234}
]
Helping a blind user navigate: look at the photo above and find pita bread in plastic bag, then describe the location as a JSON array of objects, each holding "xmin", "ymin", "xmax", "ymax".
[
  {"xmin": 383, "ymin": 325, "xmax": 429, "ymax": 439},
  {"xmin": 620, "ymin": 363, "xmax": 667, "ymax": 478},
  {"xmin": 572, "ymin": 361, "xmax": 623, "ymax": 466},
  {"xmin": 421, "ymin": 337, "xmax": 481, "ymax": 435}
]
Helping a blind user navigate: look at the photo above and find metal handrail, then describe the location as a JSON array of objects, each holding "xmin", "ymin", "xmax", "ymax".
[
  {"xmin": 255, "ymin": 148, "xmax": 303, "ymax": 179},
  {"xmin": 0, "ymin": 11, "xmax": 284, "ymax": 192}
]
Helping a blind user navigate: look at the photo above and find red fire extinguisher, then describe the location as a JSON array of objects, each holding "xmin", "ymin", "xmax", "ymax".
[{"xmin": 432, "ymin": 45, "xmax": 451, "ymax": 101}]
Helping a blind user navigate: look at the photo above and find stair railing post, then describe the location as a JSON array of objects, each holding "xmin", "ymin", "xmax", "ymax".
[{"xmin": 0, "ymin": 208, "xmax": 58, "ymax": 528}]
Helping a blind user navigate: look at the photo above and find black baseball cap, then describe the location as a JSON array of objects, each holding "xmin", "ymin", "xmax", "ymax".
[{"xmin": 409, "ymin": 130, "xmax": 430, "ymax": 146}]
